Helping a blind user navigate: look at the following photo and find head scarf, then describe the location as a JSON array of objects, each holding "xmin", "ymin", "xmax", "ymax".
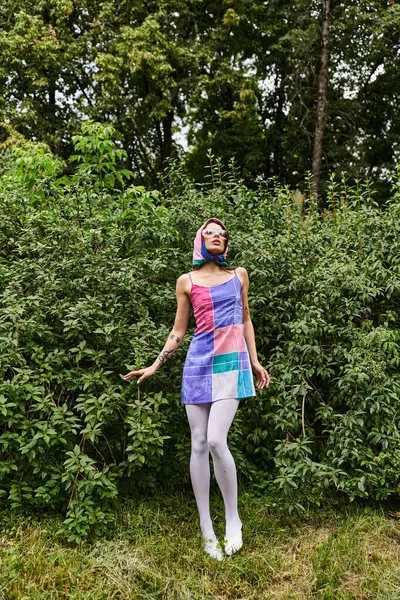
[{"xmin": 192, "ymin": 218, "xmax": 229, "ymax": 267}]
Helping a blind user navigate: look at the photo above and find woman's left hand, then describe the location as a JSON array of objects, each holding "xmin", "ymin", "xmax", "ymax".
[{"xmin": 251, "ymin": 361, "xmax": 270, "ymax": 390}]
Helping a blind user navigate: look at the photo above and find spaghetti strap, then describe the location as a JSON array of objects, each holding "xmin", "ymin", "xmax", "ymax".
[{"xmin": 188, "ymin": 272, "xmax": 193, "ymax": 288}]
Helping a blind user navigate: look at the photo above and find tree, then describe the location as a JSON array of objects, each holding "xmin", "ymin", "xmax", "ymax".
[
  {"xmin": 0, "ymin": 0, "xmax": 399, "ymax": 193},
  {"xmin": 311, "ymin": 0, "xmax": 332, "ymax": 197}
]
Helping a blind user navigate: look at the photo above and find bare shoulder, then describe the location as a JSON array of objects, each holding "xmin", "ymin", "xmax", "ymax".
[
  {"xmin": 236, "ymin": 266, "xmax": 249, "ymax": 286},
  {"xmin": 176, "ymin": 273, "xmax": 191, "ymax": 295},
  {"xmin": 177, "ymin": 273, "xmax": 189, "ymax": 285}
]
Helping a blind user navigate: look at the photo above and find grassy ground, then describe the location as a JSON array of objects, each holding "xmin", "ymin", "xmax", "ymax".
[{"xmin": 1, "ymin": 491, "xmax": 400, "ymax": 599}]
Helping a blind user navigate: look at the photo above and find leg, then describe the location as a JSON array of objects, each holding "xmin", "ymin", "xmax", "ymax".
[
  {"xmin": 207, "ymin": 398, "xmax": 242, "ymax": 554},
  {"xmin": 185, "ymin": 403, "xmax": 223, "ymax": 560}
]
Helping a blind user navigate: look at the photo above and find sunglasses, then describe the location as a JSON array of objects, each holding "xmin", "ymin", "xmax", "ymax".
[{"xmin": 202, "ymin": 227, "xmax": 228, "ymax": 239}]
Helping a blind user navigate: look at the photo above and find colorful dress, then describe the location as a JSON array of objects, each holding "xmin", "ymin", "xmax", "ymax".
[{"xmin": 181, "ymin": 269, "xmax": 256, "ymax": 404}]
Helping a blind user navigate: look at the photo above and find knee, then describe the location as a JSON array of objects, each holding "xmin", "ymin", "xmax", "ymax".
[
  {"xmin": 208, "ymin": 437, "xmax": 227, "ymax": 458},
  {"xmin": 192, "ymin": 433, "xmax": 208, "ymax": 456}
]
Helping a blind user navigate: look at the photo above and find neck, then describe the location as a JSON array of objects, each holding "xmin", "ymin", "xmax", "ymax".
[{"xmin": 199, "ymin": 262, "xmax": 224, "ymax": 274}]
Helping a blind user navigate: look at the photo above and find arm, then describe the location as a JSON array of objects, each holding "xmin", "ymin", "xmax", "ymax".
[
  {"xmin": 151, "ymin": 274, "xmax": 190, "ymax": 372},
  {"xmin": 124, "ymin": 274, "xmax": 191, "ymax": 384},
  {"xmin": 239, "ymin": 267, "xmax": 270, "ymax": 389}
]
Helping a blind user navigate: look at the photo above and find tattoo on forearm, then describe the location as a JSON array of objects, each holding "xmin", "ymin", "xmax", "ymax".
[
  {"xmin": 158, "ymin": 334, "xmax": 181, "ymax": 366},
  {"xmin": 158, "ymin": 349, "xmax": 175, "ymax": 365},
  {"xmin": 169, "ymin": 333, "xmax": 181, "ymax": 344}
]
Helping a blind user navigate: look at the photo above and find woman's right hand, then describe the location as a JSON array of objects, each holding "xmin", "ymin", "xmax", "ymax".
[{"xmin": 123, "ymin": 364, "xmax": 157, "ymax": 384}]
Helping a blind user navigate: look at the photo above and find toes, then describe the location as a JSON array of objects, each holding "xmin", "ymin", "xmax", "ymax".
[
  {"xmin": 204, "ymin": 538, "xmax": 224, "ymax": 561},
  {"xmin": 225, "ymin": 535, "xmax": 243, "ymax": 556}
]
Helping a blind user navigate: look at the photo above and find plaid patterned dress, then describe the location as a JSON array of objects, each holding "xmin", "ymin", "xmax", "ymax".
[{"xmin": 181, "ymin": 270, "xmax": 256, "ymax": 404}]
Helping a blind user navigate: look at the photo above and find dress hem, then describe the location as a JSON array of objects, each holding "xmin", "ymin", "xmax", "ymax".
[{"xmin": 181, "ymin": 393, "xmax": 256, "ymax": 405}]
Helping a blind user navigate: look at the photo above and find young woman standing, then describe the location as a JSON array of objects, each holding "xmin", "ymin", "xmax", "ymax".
[{"xmin": 124, "ymin": 218, "xmax": 270, "ymax": 560}]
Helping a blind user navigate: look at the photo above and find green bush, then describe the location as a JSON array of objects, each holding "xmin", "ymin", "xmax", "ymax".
[{"xmin": 1, "ymin": 122, "xmax": 400, "ymax": 541}]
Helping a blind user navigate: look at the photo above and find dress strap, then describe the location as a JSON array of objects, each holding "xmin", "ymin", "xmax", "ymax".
[{"xmin": 188, "ymin": 272, "xmax": 193, "ymax": 289}]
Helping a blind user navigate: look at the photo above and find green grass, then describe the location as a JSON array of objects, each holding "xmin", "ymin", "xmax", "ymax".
[{"xmin": 1, "ymin": 492, "xmax": 400, "ymax": 599}]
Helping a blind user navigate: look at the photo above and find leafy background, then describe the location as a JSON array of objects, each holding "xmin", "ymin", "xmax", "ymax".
[
  {"xmin": 1, "ymin": 123, "xmax": 400, "ymax": 541},
  {"xmin": 0, "ymin": 0, "xmax": 399, "ymax": 193}
]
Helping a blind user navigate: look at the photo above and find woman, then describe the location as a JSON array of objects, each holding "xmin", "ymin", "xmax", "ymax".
[{"xmin": 124, "ymin": 218, "xmax": 270, "ymax": 560}]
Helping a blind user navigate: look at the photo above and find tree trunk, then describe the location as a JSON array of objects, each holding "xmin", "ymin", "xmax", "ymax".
[
  {"xmin": 160, "ymin": 110, "xmax": 174, "ymax": 169},
  {"xmin": 273, "ymin": 72, "xmax": 285, "ymax": 178},
  {"xmin": 311, "ymin": 0, "xmax": 332, "ymax": 197}
]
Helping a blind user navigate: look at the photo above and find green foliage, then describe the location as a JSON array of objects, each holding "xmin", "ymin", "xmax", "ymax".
[
  {"xmin": 0, "ymin": 0, "xmax": 399, "ymax": 190},
  {"xmin": 70, "ymin": 120, "xmax": 132, "ymax": 191},
  {"xmin": 1, "ymin": 121, "xmax": 400, "ymax": 541}
]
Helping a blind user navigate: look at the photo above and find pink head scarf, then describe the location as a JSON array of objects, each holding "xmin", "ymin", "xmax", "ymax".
[{"xmin": 192, "ymin": 218, "xmax": 229, "ymax": 267}]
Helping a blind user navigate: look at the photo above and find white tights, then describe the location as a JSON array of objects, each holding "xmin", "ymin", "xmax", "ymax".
[{"xmin": 185, "ymin": 398, "xmax": 242, "ymax": 542}]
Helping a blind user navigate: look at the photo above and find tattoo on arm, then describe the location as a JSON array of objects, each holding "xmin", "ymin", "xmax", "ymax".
[
  {"xmin": 169, "ymin": 333, "xmax": 181, "ymax": 344},
  {"xmin": 158, "ymin": 334, "xmax": 181, "ymax": 365},
  {"xmin": 244, "ymin": 304, "xmax": 250, "ymax": 317},
  {"xmin": 158, "ymin": 349, "xmax": 175, "ymax": 365}
]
